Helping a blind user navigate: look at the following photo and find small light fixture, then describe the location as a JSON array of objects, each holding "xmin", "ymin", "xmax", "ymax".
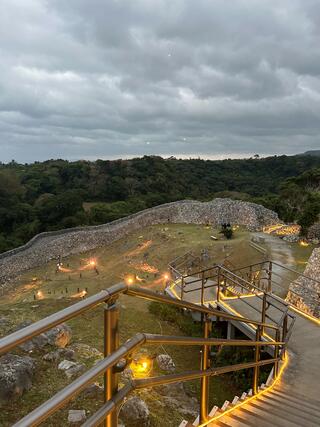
[{"xmin": 130, "ymin": 356, "xmax": 153, "ymax": 378}]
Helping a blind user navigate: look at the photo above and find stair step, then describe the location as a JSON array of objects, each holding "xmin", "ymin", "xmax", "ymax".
[
  {"xmin": 214, "ymin": 411, "xmax": 264, "ymax": 427},
  {"xmin": 261, "ymin": 391, "xmax": 320, "ymax": 418},
  {"xmin": 273, "ymin": 386, "xmax": 320, "ymax": 407},
  {"xmin": 210, "ymin": 420, "xmax": 232, "ymax": 427},
  {"xmin": 256, "ymin": 395, "xmax": 320, "ymax": 423},
  {"xmin": 236, "ymin": 406, "xmax": 285, "ymax": 427},
  {"xmin": 247, "ymin": 400, "xmax": 319, "ymax": 426},
  {"xmin": 270, "ymin": 388, "xmax": 320, "ymax": 412}
]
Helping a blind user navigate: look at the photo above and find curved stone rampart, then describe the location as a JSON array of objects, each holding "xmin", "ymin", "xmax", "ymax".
[
  {"xmin": 0, "ymin": 198, "xmax": 280, "ymax": 288},
  {"xmin": 287, "ymin": 247, "xmax": 320, "ymax": 317}
]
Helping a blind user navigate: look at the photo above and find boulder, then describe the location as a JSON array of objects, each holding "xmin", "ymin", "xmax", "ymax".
[
  {"xmin": 0, "ymin": 354, "xmax": 35, "ymax": 403},
  {"xmin": 155, "ymin": 382, "xmax": 198, "ymax": 417},
  {"xmin": 43, "ymin": 348, "xmax": 75, "ymax": 362},
  {"xmin": 68, "ymin": 410, "xmax": 86, "ymax": 424},
  {"xmin": 119, "ymin": 397, "xmax": 150, "ymax": 427},
  {"xmin": 71, "ymin": 343, "xmax": 103, "ymax": 360},
  {"xmin": 156, "ymin": 354, "xmax": 175, "ymax": 372},
  {"xmin": 45, "ymin": 324, "xmax": 72, "ymax": 348},
  {"xmin": 58, "ymin": 360, "xmax": 85, "ymax": 379},
  {"xmin": 13, "ymin": 321, "xmax": 72, "ymax": 352},
  {"xmin": 82, "ymin": 383, "xmax": 103, "ymax": 398}
]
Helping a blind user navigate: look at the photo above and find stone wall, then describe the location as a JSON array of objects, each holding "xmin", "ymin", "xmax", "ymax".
[
  {"xmin": 287, "ymin": 248, "xmax": 320, "ymax": 317},
  {"xmin": 0, "ymin": 198, "xmax": 280, "ymax": 289},
  {"xmin": 307, "ymin": 222, "xmax": 320, "ymax": 241}
]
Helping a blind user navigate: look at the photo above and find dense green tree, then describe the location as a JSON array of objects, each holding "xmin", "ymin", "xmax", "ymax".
[{"xmin": 0, "ymin": 155, "xmax": 320, "ymax": 252}]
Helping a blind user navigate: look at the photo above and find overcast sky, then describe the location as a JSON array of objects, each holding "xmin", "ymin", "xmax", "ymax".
[{"xmin": 1, "ymin": 0, "xmax": 320, "ymax": 163}]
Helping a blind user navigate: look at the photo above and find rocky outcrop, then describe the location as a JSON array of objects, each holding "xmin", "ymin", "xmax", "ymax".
[
  {"xmin": 45, "ymin": 324, "xmax": 72, "ymax": 348},
  {"xmin": 287, "ymin": 248, "xmax": 320, "ymax": 317},
  {"xmin": 58, "ymin": 360, "xmax": 85, "ymax": 379},
  {"xmin": 156, "ymin": 354, "xmax": 175, "ymax": 372},
  {"xmin": 13, "ymin": 322, "xmax": 72, "ymax": 352},
  {"xmin": 119, "ymin": 396, "xmax": 150, "ymax": 427},
  {"xmin": 308, "ymin": 222, "xmax": 320, "ymax": 241},
  {"xmin": 68, "ymin": 410, "xmax": 86, "ymax": 424},
  {"xmin": 0, "ymin": 199, "xmax": 280, "ymax": 289},
  {"xmin": 0, "ymin": 354, "xmax": 36, "ymax": 403}
]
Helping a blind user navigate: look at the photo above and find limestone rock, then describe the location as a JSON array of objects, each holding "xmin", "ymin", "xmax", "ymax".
[
  {"xmin": 43, "ymin": 348, "xmax": 75, "ymax": 362},
  {"xmin": 13, "ymin": 322, "xmax": 71, "ymax": 352},
  {"xmin": 155, "ymin": 382, "xmax": 198, "ymax": 417},
  {"xmin": 287, "ymin": 247, "xmax": 320, "ymax": 317},
  {"xmin": 119, "ymin": 397, "xmax": 150, "ymax": 427},
  {"xmin": 58, "ymin": 360, "xmax": 85, "ymax": 379},
  {"xmin": 82, "ymin": 382, "xmax": 103, "ymax": 397},
  {"xmin": 0, "ymin": 354, "xmax": 35, "ymax": 403},
  {"xmin": 71, "ymin": 343, "xmax": 103, "ymax": 360},
  {"xmin": 45, "ymin": 324, "xmax": 72, "ymax": 348},
  {"xmin": 68, "ymin": 409, "xmax": 86, "ymax": 423},
  {"xmin": 156, "ymin": 354, "xmax": 175, "ymax": 372}
]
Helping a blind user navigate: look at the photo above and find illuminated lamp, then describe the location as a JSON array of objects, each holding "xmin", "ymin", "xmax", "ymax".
[{"xmin": 130, "ymin": 356, "xmax": 153, "ymax": 378}]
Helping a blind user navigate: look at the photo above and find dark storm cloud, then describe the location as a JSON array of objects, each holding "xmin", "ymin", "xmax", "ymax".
[{"xmin": 1, "ymin": 0, "xmax": 320, "ymax": 162}]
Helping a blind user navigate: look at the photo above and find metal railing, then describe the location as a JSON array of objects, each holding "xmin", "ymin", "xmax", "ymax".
[
  {"xmin": 172, "ymin": 264, "xmax": 295, "ymax": 341},
  {"xmin": 0, "ymin": 282, "xmax": 285, "ymax": 427},
  {"xmin": 231, "ymin": 260, "xmax": 320, "ymax": 309}
]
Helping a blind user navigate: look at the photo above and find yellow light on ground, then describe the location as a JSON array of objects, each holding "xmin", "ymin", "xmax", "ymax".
[
  {"xmin": 36, "ymin": 291, "xmax": 44, "ymax": 300},
  {"xmin": 130, "ymin": 357, "xmax": 153, "ymax": 378},
  {"xmin": 299, "ymin": 240, "xmax": 309, "ymax": 247},
  {"xmin": 125, "ymin": 275, "xmax": 135, "ymax": 285}
]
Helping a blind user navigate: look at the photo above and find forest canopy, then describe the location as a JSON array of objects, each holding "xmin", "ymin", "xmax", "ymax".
[{"xmin": 0, "ymin": 154, "xmax": 319, "ymax": 253}]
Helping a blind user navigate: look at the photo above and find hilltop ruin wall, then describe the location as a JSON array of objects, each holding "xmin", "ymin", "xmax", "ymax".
[
  {"xmin": 287, "ymin": 247, "xmax": 320, "ymax": 317},
  {"xmin": 0, "ymin": 198, "xmax": 280, "ymax": 289}
]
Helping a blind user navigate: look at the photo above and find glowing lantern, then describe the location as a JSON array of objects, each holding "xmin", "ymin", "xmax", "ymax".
[
  {"xmin": 36, "ymin": 291, "xmax": 44, "ymax": 300},
  {"xmin": 163, "ymin": 273, "xmax": 170, "ymax": 281},
  {"xmin": 89, "ymin": 259, "xmax": 96, "ymax": 267},
  {"xmin": 130, "ymin": 356, "xmax": 153, "ymax": 378},
  {"xmin": 125, "ymin": 275, "xmax": 135, "ymax": 285}
]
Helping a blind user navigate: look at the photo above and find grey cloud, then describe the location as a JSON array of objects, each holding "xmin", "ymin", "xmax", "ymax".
[{"xmin": 0, "ymin": 0, "xmax": 320, "ymax": 163}]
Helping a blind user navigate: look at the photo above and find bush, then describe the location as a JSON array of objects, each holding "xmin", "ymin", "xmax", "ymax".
[{"xmin": 148, "ymin": 301, "xmax": 203, "ymax": 336}]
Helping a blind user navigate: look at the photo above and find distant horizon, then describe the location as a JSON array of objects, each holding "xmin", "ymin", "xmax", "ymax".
[{"xmin": 1, "ymin": 149, "xmax": 317, "ymax": 165}]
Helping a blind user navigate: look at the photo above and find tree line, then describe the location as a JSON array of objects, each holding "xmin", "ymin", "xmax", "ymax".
[{"xmin": 0, "ymin": 154, "xmax": 319, "ymax": 253}]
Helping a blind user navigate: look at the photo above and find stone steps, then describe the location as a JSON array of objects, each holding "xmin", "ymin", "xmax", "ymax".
[{"xmin": 179, "ymin": 384, "xmax": 320, "ymax": 427}]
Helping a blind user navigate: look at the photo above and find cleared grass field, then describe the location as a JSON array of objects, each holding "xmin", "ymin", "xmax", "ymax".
[{"xmin": 0, "ymin": 224, "xmax": 313, "ymax": 426}]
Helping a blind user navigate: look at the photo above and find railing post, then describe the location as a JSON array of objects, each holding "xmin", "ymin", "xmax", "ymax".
[
  {"xmin": 273, "ymin": 329, "xmax": 280, "ymax": 380},
  {"xmin": 217, "ymin": 267, "xmax": 221, "ymax": 302},
  {"xmin": 261, "ymin": 293, "xmax": 267, "ymax": 336},
  {"xmin": 268, "ymin": 261, "xmax": 272, "ymax": 293},
  {"xmin": 104, "ymin": 301, "xmax": 119, "ymax": 427},
  {"xmin": 249, "ymin": 265, "xmax": 253, "ymax": 284},
  {"xmin": 180, "ymin": 277, "xmax": 184, "ymax": 300},
  {"xmin": 253, "ymin": 325, "xmax": 261, "ymax": 395},
  {"xmin": 200, "ymin": 316, "xmax": 211, "ymax": 424},
  {"xmin": 282, "ymin": 315, "xmax": 288, "ymax": 360},
  {"xmin": 201, "ymin": 271, "xmax": 205, "ymax": 306}
]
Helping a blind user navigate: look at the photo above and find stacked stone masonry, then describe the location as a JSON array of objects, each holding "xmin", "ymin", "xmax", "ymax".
[
  {"xmin": 0, "ymin": 198, "xmax": 280, "ymax": 289},
  {"xmin": 287, "ymin": 247, "xmax": 320, "ymax": 318}
]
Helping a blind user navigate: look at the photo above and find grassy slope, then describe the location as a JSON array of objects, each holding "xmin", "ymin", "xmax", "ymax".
[{"xmin": 0, "ymin": 224, "xmax": 312, "ymax": 426}]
